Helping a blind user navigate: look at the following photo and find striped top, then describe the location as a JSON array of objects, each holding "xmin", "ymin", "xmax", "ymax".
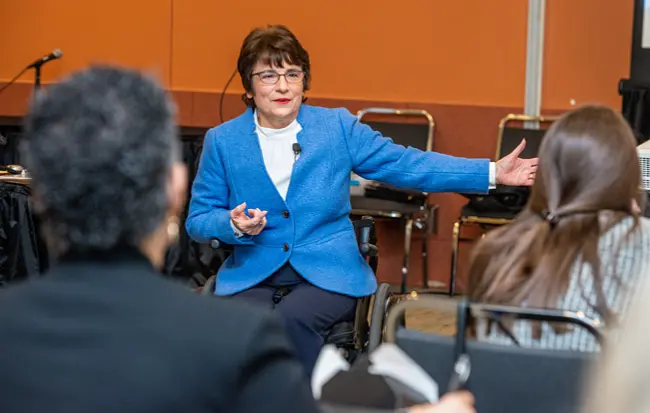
[{"xmin": 477, "ymin": 216, "xmax": 650, "ymax": 351}]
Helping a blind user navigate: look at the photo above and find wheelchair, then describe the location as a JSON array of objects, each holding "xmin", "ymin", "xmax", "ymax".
[{"xmin": 199, "ymin": 215, "xmax": 393, "ymax": 360}]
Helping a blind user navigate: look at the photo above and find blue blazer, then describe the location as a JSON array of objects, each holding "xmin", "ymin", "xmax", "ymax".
[{"xmin": 186, "ymin": 105, "xmax": 490, "ymax": 296}]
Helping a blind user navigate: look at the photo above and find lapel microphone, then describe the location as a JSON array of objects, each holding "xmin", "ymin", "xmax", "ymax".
[{"xmin": 292, "ymin": 143, "xmax": 302, "ymax": 161}]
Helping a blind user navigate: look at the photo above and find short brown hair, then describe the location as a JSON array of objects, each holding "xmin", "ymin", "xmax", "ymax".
[{"xmin": 237, "ymin": 25, "xmax": 311, "ymax": 108}]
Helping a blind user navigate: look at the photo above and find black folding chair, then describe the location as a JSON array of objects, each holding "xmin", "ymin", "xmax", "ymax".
[
  {"xmin": 384, "ymin": 296, "xmax": 602, "ymax": 413},
  {"xmin": 352, "ymin": 108, "xmax": 439, "ymax": 294}
]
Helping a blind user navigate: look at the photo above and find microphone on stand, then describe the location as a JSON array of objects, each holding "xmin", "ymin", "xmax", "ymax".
[
  {"xmin": 27, "ymin": 49, "xmax": 63, "ymax": 69},
  {"xmin": 0, "ymin": 49, "xmax": 63, "ymax": 175},
  {"xmin": 27, "ymin": 49, "xmax": 63, "ymax": 90},
  {"xmin": 0, "ymin": 49, "xmax": 63, "ymax": 97}
]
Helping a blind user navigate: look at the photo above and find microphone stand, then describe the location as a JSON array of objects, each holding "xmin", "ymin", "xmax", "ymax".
[
  {"xmin": 33, "ymin": 64, "xmax": 42, "ymax": 91},
  {"xmin": 30, "ymin": 58, "xmax": 51, "ymax": 91},
  {"xmin": 0, "ymin": 51, "xmax": 61, "ymax": 97}
]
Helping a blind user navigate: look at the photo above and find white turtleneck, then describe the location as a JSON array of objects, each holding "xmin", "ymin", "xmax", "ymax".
[{"xmin": 254, "ymin": 111, "xmax": 303, "ymax": 200}]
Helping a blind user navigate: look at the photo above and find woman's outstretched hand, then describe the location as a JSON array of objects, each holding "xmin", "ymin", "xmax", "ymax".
[{"xmin": 495, "ymin": 139, "xmax": 539, "ymax": 186}]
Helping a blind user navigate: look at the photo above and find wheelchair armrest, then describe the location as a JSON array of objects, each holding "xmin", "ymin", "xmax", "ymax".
[
  {"xmin": 354, "ymin": 216, "xmax": 378, "ymax": 258},
  {"xmin": 359, "ymin": 243, "xmax": 378, "ymax": 258},
  {"xmin": 354, "ymin": 216, "xmax": 375, "ymax": 231},
  {"xmin": 355, "ymin": 216, "xmax": 374, "ymax": 243},
  {"xmin": 209, "ymin": 239, "xmax": 234, "ymax": 252}
]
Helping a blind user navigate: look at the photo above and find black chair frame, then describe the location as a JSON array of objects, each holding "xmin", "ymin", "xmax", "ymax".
[
  {"xmin": 384, "ymin": 296, "xmax": 603, "ymax": 413},
  {"xmin": 353, "ymin": 107, "xmax": 439, "ymax": 294},
  {"xmin": 448, "ymin": 114, "xmax": 560, "ymax": 296}
]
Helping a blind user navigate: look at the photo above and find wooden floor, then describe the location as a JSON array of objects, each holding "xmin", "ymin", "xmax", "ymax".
[
  {"xmin": 405, "ymin": 308, "xmax": 456, "ymax": 336},
  {"xmin": 382, "ymin": 287, "xmax": 458, "ymax": 336}
]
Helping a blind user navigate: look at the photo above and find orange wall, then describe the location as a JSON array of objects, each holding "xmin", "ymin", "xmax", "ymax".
[
  {"xmin": 543, "ymin": 0, "xmax": 634, "ymax": 109},
  {"xmin": 0, "ymin": 0, "xmax": 634, "ymax": 111},
  {"xmin": 0, "ymin": 0, "xmax": 172, "ymax": 86},
  {"xmin": 171, "ymin": 0, "xmax": 528, "ymax": 107}
]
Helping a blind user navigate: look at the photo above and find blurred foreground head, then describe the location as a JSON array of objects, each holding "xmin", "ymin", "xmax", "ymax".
[{"xmin": 22, "ymin": 65, "xmax": 187, "ymax": 264}]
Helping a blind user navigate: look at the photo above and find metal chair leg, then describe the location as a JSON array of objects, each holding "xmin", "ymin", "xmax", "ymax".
[
  {"xmin": 421, "ymin": 229, "xmax": 429, "ymax": 289},
  {"xmin": 449, "ymin": 220, "xmax": 462, "ymax": 296},
  {"xmin": 400, "ymin": 217, "xmax": 414, "ymax": 294}
]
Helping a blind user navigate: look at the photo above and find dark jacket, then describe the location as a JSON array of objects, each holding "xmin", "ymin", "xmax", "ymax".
[{"xmin": 0, "ymin": 247, "xmax": 319, "ymax": 413}]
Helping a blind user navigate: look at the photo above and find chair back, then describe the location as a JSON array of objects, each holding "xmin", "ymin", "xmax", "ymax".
[
  {"xmin": 384, "ymin": 297, "xmax": 601, "ymax": 413},
  {"xmin": 395, "ymin": 329, "xmax": 593, "ymax": 413},
  {"xmin": 357, "ymin": 108, "xmax": 435, "ymax": 152},
  {"xmin": 495, "ymin": 114, "xmax": 559, "ymax": 159},
  {"xmin": 459, "ymin": 114, "xmax": 560, "ymax": 219}
]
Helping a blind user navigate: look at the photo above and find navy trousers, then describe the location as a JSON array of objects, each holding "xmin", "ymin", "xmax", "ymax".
[{"xmin": 231, "ymin": 264, "xmax": 356, "ymax": 378}]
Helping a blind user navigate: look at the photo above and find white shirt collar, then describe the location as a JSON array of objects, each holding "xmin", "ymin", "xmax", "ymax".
[{"xmin": 254, "ymin": 110, "xmax": 302, "ymax": 138}]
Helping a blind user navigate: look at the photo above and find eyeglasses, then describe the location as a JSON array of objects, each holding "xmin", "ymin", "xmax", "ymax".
[{"xmin": 252, "ymin": 70, "xmax": 304, "ymax": 85}]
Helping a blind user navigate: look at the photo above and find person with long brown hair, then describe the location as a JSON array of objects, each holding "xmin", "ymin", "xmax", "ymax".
[{"xmin": 468, "ymin": 105, "xmax": 650, "ymax": 351}]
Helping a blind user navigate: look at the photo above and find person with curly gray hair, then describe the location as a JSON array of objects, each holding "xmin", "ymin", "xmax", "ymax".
[{"xmin": 0, "ymin": 65, "xmax": 321, "ymax": 413}]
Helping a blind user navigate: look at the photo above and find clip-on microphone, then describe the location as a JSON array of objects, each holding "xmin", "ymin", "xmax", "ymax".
[{"xmin": 292, "ymin": 143, "xmax": 302, "ymax": 161}]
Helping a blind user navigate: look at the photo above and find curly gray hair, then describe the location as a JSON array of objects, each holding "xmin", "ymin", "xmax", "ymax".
[{"xmin": 21, "ymin": 65, "xmax": 179, "ymax": 253}]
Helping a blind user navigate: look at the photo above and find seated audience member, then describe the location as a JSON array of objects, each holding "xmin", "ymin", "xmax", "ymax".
[
  {"xmin": 0, "ymin": 66, "xmax": 318, "ymax": 413},
  {"xmin": 0, "ymin": 65, "xmax": 475, "ymax": 413},
  {"xmin": 468, "ymin": 105, "xmax": 650, "ymax": 351}
]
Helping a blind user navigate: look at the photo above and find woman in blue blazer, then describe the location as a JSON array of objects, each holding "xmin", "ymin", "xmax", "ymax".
[{"xmin": 186, "ymin": 25, "xmax": 537, "ymax": 376}]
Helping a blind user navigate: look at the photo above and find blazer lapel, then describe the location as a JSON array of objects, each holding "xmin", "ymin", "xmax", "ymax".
[
  {"xmin": 228, "ymin": 110, "xmax": 287, "ymax": 208},
  {"xmin": 285, "ymin": 107, "xmax": 330, "ymax": 203}
]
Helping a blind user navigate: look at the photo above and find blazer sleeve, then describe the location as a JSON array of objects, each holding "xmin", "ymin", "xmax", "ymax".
[
  {"xmin": 185, "ymin": 128, "xmax": 254, "ymax": 245},
  {"xmin": 231, "ymin": 312, "xmax": 321, "ymax": 413},
  {"xmin": 338, "ymin": 108, "xmax": 490, "ymax": 194}
]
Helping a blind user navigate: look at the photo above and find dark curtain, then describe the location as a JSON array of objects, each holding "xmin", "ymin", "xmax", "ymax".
[
  {"xmin": 620, "ymin": 79, "xmax": 650, "ymax": 145},
  {"xmin": 0, "ymin": 182, "xmax": 49, "ymax": 286}
]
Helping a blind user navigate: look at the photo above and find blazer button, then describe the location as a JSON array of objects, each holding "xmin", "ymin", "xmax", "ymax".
[
  {"xmin": 282, "ymin": 210, "xmax": 290, "ymax": 218},
  {"xmin": 283, "ymin": 243, "xmax": 289, "ymax": 252}
]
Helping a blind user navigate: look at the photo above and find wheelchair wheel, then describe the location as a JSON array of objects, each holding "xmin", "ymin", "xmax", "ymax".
[
  {"xmin": 368, "ymin": 283, "xmax": 391, "ymax": 353},
  {"xmin": 201, "ymin": 275, "xmax": 217, "ymax": 296}
]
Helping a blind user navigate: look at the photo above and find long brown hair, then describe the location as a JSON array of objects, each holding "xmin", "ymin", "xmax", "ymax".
[{"xmin": 468, "ymin": 105, "xmax": 644, "ymax": 332}]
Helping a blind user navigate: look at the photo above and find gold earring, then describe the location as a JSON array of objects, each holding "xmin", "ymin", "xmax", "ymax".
[{"xmin": 167, "ymin": 216, "xmax": 180, "ymax": 242}]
